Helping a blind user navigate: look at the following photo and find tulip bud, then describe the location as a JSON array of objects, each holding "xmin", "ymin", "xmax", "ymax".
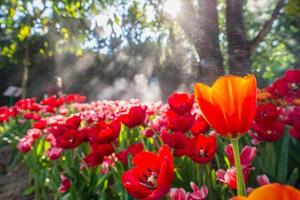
[
  {"xmin": 58, "ymin": 174, "xmax": 71, "ymax": 193},
  {"xmin": 170, "ymin": 188, "xmax": 187, "ymax": 200},
  {"xmin": 256, "ymin": 174, "xmax": 270, "ymax": 186},
  {"xmin": 17, "ymin": 137, "xmax": 33, "ymax": 153},
  {"xmin": 47, "ymin": 147, "xmax": 63, "ymax": 160}
]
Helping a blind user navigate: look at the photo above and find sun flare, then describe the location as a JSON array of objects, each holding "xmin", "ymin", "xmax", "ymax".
[{"xmin": 163, "ymin": 0, "xmax": 181, "ymax": 17}]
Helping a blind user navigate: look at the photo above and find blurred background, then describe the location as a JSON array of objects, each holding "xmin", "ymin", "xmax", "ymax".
[{"xmin": 0, "ymin": 0, "xmax": 299, "ymax": 104}]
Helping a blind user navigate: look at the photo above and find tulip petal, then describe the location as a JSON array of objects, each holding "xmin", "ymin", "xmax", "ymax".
[
  {"xmin": 195, "ymin": 74, "xmax": 257, "ymax": 137},
  {"xmin": 148, "ymin": 157, "xmax": 174, "ymax": 200},
  {"xmin": 232, "ymin": 183, "xmax": 300, "ymax": 200},
  {"xmin": 194, "ymin": 83, "xmax": 228, "ymax": 134},
  {"xmin": 122, "ymin": 168, "xmax": 152, "ymax": 199},
  {"xmin": 240, "ymin": 75, "xmax": 257, "ymax": 133},
  {"xmin": 211, "ymin": 75, "xmax": 247, "ymax": 134},
  {"xmin": 133, "ymin": 151, "xmax": 161, "ymax": 168}
]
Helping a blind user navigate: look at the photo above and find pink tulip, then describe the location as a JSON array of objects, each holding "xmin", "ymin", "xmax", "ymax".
[
  {"xmin": 224, "ymin": 144, "xmax": 256, "ymax": 167},
  {"xmin": 189, "ymin": 182, "xmax": 208, "ymax": 200},
  {"xmin": 26, "ymin": 128, "xmax": 42, "ymax": 139},
  {"xmin": 170, "ymin": 188, "xmax": 188, "ymax": 200},
  {"xmin": 58, "ymin": 174, "xmax": 71, "ymax": 193},
  {"xmin": 256, "ymin": 174, "xmax": 270, "ymax": 186},
  {"xmin": 216, "ymin": 167, "xmax": 253, "ymax": 190},
  {"xmin": 47, "ymin": 147, "xmax": 63, "ymax": 160}
]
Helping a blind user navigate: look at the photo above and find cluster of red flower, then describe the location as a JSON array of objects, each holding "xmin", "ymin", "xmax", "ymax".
[{"xmin": 1, "ymin": 71, "xmax": 300, "ymax": 200}]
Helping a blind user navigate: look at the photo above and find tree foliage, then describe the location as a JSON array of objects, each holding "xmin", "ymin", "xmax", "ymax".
[{"xmin": 0, "ymin": 0, "xmax": 299, "ymax": 98}]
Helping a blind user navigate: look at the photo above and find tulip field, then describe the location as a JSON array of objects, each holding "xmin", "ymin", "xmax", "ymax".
[{"xmin": 0, "ymin": 71, "xmax": 300, "ymax": 200}]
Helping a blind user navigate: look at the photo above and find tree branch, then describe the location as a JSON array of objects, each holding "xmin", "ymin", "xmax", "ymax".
[{"xmin": 250, "ymin": 0, "xmax": 285, "ymax": 53}]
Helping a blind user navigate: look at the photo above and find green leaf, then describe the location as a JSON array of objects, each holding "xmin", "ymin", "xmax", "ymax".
[
  {"xmin": 9, "ymin": 7, "xmax": 16, "ymax": 17},
  {"xmin": 175, "ymin": 168, "xmax": 183, "ymax": 181},
  {"xmin": 61, "ymin": 193, "xmax": 71, "ymax": 200},
  {"xmin": 18, "ymin": 26, "xmax": 31, "ymax": 41},
  {"xmin": 265, "ymin": 142, "xmax": 276, "ymax": 177},
  {"xmin": 277, "ymin": 133, "xmax": 289, "ymax": 183},
  {"xmin": 287, "ymin": 168, "xmax": 299, "ymax": 186},
  {"xmin": 114, "ymin": 14, "xmax": 120, "ymax": 25},
  {"xmin": 9, "ymin": 150, "xmax": 23, "ymax": 168},
  {"xmin": 22, "ymin": 186, "xmax": 35, "ymax": 196}
]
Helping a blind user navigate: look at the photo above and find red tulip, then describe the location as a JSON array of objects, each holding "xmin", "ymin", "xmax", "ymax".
[
  {"xmin": 47, "ymin": 121, "xmax": 84, "ymax": 149},
  {"xmin": 66, "ymin": 115, "xmax": 81, "ymax": 129},
  {"xmin": 160, "ymin": 130, "xmax": 187, "ymax": 150},
  {"xmin": 40, "ymin": 96, "xmax": 64, "ymax": 107},
  {"xmin": 15, "ymin": 98, "xmax": 40, "ymax": 111},
  {"xmin": 47, "ymin": 123, "xmax": 67, "ymax": 137},
  {"xmin": 173, "ymin": 137, "xmax": 194, "ymax": 157},
  {"xmin": 166, "ymin": 109, "xmax": 194, "ymax": 133},
  {"xmin": 122, "ymin": 145, "xmax": 174, "ymax": 200},
  {"xmin": 254, "ymin": 103, "xmax": 279, "ymax": 123},
  {"xmin": 252, "ymin": 121, "xmax": 285, "ymax": 142},
  {"xmin": 189, "ymin": 134, "xmax": 217, "ymax": 164},
  {"xmin": 167, "ymin": 92, "xmax": 194, "ymax": 115},
  {"xmin": 84, "ymin": 143, "xmax": 115, "ymax": 167},
  {"xmin": 120, "ymin": 106, "xmax": 146, "ymax": 128},
  {"xmin": 286, "ymin": 107, "xmax": 300, "ymax": 141},
  {"xmin": 116, "ymin": 143, "xmax": 144, "ymax": 165},
  {"xmin": 46, "ymin": 105, "xmax": 56, "ymax": 113},
  {"xmin": 289, "ymin": 127, "xmax": 300, "ymax": 141},
  {"xmin": 286, "ymin": 107, "xmax": 300, "ymax": 127},
  {"xmin": 267, "ymin": 70, "xmax": 300, "ymax": 100},
  {"xmin": 33, "ymin": 119, "xmax": 47, "ymax": 129},
  {"xmin": 56, "ymin": 129, "xmax": 84, "ymax": 149},
  {"xmin": 88, "ymin": 120, "xmax": 121, "ymax": 144},
  {"xmin": 65, "ymin": 94, "xmax": 86, "ymax": 104},
  {"xmin": 0, "ymin": 107, "xmax": 17, "ymax": 123},
  {"xmin": 191, "ymin": 116, "xmax": 210, "ymax": 136},
  {"xmin": 23, "ymin": 112, "xmax": 34, "ymax": 120},
  {"xmin": 143, "ymin": 128, "xmax": 155, "ymax": 137},
  {"xmin": 83, "ymin": 151, "xmax": 104, "ymax": 167},
  {"xmin": 252, "ymin": 103, "xmax": 285, "ymax": 142},
  {"xmin": 194, "ymin": 75, "xmax": 257, "ymax": 138}
]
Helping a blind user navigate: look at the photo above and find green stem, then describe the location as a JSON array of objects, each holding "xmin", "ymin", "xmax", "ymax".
[
  {"xmin": 34, "ymin": 174, "xmax": 41, "ymax": 200},
  {"xmin": 205, "ymin": 164, "xmax": 213, "ymax": 200},
  {"xmin": 231, "ymin": 138, "xmax": 246, "ymax": 196}
]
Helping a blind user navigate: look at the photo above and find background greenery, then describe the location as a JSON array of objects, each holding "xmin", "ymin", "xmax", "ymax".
[{"xmin": 0, "ymin": 0, "xmax": 299, "ymax": 104}]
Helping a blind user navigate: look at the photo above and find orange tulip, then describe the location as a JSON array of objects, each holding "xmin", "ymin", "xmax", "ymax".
[
  {"xmin": 232, "ymin": 183, "xmax": 300, "ymax": 200},
  {"xmin": 194, "ymin": 75, "xmax": 257, "ymax": 138}
]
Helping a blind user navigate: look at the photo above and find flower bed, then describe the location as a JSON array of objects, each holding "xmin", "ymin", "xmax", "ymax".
[{"xmin": 0, "ymin": 71, "xmax": 300, "ymax": 200}]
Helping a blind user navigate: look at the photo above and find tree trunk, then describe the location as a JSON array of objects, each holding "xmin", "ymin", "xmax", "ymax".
[
  {"xmin": 226, "ymin": 0, "xmax": 285, "ymax": 75},
  {"xmin": 178, "ymin": 0, "xmax": 284, "ymax": 79},
  {"xmin": 178, "ymin": 0, "xmax": 224, "ymax": 84},
  {"xmin": 226, "ymin": 0, "xmax": 251, "ymax": 75},
  {"xmin": 21, "ymin": 45, "xmax": 29, "ymax": 99}
]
